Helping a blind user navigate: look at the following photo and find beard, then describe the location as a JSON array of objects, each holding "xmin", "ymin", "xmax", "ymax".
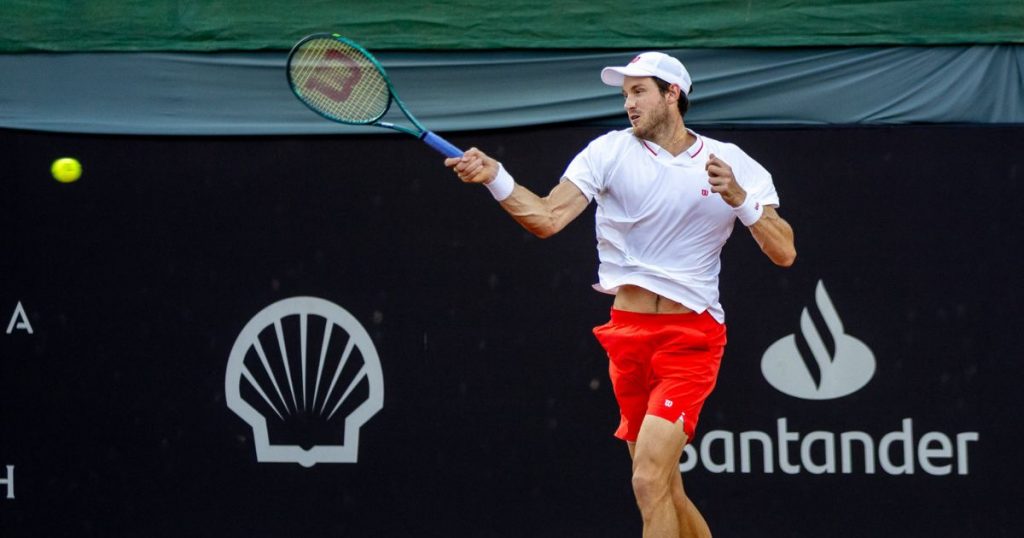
[{"xmin": 631, "ymin": 99, "xmax": 673, "ymax": 141}]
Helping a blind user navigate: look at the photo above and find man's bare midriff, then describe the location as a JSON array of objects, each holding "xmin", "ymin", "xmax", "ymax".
[{"xmin": 613, "ymin": 284, "xmax": 694, "ymax": 314}]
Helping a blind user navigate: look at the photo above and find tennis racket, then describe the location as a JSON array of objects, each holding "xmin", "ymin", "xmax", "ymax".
[{"xmin": 287, "ymin": 33, "xmax": 463, "ymax": 158}]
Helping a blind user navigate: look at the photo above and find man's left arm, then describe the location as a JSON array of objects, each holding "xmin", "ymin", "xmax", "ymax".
[
  {"xmin": 748, "ymin": 205, "xmax": 795, "ymax": 267},
  {"xmin": 707, "ymin": 153, "xmax": 796, "ymax": 267}
]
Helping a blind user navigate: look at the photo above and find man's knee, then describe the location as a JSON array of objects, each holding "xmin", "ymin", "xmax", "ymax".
[{"xmin": 631, "ymin": 465, "xmax": 672, "ymax": 509}]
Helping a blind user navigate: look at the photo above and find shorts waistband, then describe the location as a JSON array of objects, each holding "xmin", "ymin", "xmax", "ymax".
[{"xmin": 608, "ymin": 307, "xmax": 716, "ymax": 326}]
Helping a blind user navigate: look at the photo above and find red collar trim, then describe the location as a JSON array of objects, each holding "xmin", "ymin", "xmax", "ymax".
[
  {"xmin": 686, "ymin": 136, "xmax": 704, "ymax": 158},
  {"xmin": 639, "ymin": 133, "xmax": 703, "ymax": 159}
]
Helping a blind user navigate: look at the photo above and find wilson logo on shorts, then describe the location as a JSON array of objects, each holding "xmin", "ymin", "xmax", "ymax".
[
  {"xmin": 760, "ymin": 280, "xmax": 876, "ymax": 400},
  {"xmin": 225, "ymin": 296, "xmax": 384, "ymax": 467}
]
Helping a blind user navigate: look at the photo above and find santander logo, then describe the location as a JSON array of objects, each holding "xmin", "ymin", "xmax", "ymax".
[
  {"xmin": 679, "ymin": 281, "xmax": 978, "ymax": 477},
  {"xmin": 760, "ymin": 280, "xmax": 876, "ymax": 400}
]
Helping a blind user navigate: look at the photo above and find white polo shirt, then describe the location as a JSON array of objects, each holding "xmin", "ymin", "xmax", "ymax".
[{"xmin": 562, "ymin": 128, "xmax": 779, "ymax": 323}]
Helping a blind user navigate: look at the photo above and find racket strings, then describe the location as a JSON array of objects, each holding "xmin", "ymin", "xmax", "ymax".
[{"xmin": 290, "ymin": 39, "xmax": 390, "ymax": 123}]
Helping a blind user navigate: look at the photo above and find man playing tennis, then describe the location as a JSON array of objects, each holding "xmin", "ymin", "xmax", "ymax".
[{"xmin": 446, "ymin": 52, "xmax": 796, "ymax": 538}]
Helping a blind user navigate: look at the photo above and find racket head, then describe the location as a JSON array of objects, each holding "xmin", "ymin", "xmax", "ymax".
[{"xmin": 287, "ymin": 34, "xmax": 394, "ymax": 125}]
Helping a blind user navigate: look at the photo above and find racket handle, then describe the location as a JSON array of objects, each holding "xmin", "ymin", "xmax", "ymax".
[{"xmin": 422, "ymin": 131, "xmax": 463, "ymax": 158}]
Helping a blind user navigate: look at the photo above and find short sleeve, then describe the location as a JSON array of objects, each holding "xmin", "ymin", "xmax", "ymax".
[
  {"xmin": 729, "ymin": 145, "xmax": 780, "ymax": 207},
  {"xmin": 561, "ymin": 134, "xmax": 612, "ymax": 202}
]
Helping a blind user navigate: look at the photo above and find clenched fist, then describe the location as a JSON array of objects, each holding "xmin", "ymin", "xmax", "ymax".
[{"xmin": 706, "ymin": 153, "xmax": 747, "ymax": 207}]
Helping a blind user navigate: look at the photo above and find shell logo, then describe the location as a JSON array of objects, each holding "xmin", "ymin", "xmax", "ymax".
[
  {"xmin": 226, "ymin": 297, "xmax": 384, "ymax": 467},
  {"xmin": 760, "ymin": 281, "xmax": 876, "ymax": 400}
]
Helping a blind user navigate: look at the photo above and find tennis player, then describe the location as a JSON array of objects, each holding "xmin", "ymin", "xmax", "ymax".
[{"xmin": 446, "ymin": 52, "xmax": 795, "ymax": 537}]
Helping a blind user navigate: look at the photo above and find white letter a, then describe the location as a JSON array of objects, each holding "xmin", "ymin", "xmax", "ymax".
[{"xmin": 6, "ymin": 301, "xmax": 33, "ymax": 334}]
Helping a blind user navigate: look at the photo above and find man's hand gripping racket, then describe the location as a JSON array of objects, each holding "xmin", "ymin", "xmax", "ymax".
[{"xmin": 287, "ymin": 33, "xmax": 463, "ymax": 158}]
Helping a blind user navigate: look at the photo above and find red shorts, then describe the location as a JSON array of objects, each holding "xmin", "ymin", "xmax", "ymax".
[{"xmin": 593, "ymin": 308, "xmax": 727, "ymax": 443}]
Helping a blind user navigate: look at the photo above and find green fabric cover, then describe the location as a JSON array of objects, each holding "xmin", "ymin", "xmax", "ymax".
[{"xmin": 2, "ymin": 0, "xmax": 1021, "ymax": 52}]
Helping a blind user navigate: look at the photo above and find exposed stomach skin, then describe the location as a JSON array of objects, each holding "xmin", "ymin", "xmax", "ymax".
[{"xmin": 612, "ymin": 284, "xmax": 694, "ymax": 314}]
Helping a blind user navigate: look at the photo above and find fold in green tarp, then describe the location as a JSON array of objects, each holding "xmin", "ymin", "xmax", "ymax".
[{"xmin": 1, "ymin": 46, "xmax": 1021, "ymax": 135}]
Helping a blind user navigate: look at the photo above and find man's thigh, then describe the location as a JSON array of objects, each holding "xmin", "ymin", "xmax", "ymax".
[{"xmin": 631, "ymin": 414, "xmax": 688, "ymax": 472}]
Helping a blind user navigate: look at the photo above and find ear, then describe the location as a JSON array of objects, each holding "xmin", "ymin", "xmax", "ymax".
[{"xmin": 665, "ymin": 83, "xmax": 682, "ymax": 104}]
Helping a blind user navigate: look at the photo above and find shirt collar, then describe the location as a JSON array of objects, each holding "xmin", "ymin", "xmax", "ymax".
[{"xmin": 639, "ymin": 129, "xmax": 704, "ymax": 159}]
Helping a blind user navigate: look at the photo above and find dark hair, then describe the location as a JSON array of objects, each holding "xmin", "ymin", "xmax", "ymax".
[{"xmin": 653, "ymin": 78, "xmax": 691, "ymax": 118}]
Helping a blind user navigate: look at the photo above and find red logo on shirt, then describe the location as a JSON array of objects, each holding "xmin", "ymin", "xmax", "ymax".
[{"xmin": 701, "ymin": 188, "xmax": 709, "ymax": 197}]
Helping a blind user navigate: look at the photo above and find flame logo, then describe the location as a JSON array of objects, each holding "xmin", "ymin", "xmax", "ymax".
[
  {"xmin": 760, "ymin": 281, "xmax": 875, "ymax": 400},
  {"xmin": 226, "ymin": 297, "xmax": 384, "ymax": 466}
]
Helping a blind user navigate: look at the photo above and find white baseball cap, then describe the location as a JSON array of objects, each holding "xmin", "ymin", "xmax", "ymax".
[{"xmin": 601, "ymin": 52, "xmax": 692, "ymax": 95}]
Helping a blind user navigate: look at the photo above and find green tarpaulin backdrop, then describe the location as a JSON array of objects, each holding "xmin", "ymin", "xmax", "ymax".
[{"xmin": 2, "ymin": 0, "xmax": 1022, "ymax": 52}]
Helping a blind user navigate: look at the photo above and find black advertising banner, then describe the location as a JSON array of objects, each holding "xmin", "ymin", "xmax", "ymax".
[{"xmin": 2, "ymin": 125, "xmax": 1021, "ymax": 537}]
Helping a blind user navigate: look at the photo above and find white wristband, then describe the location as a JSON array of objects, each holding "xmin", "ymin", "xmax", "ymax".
[
  {"xmin": 734, "ymin": 195, "xmax": 764, "ymax": 227},
  {"xmin": 484, "ymin": 163, "xmax": 516, "ymax": 202}
]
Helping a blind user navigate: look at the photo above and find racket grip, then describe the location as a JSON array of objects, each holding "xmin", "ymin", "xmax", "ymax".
[{"xmin": 422, "ymin": 131, "xmax": 464, "ymax": 158}]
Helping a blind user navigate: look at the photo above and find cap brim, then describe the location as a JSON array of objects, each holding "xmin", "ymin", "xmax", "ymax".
[{"xmin": 601, "ymin": 66, "xmax": 654, "ymax": 87}]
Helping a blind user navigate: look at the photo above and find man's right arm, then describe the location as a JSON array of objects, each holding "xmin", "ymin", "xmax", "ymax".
[
  {"xmin": 445, "ymin": 147, "xmax": 590, "ymax": 239},
  {"xmin": 499, "ymin": 180, "xmax": 589, "ymax": 239}
]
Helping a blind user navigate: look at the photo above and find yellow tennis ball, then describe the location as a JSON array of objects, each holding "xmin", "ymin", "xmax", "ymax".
[{"xmin": 51, "ymin": 157, "xmax": 82, "ymax": 183}]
